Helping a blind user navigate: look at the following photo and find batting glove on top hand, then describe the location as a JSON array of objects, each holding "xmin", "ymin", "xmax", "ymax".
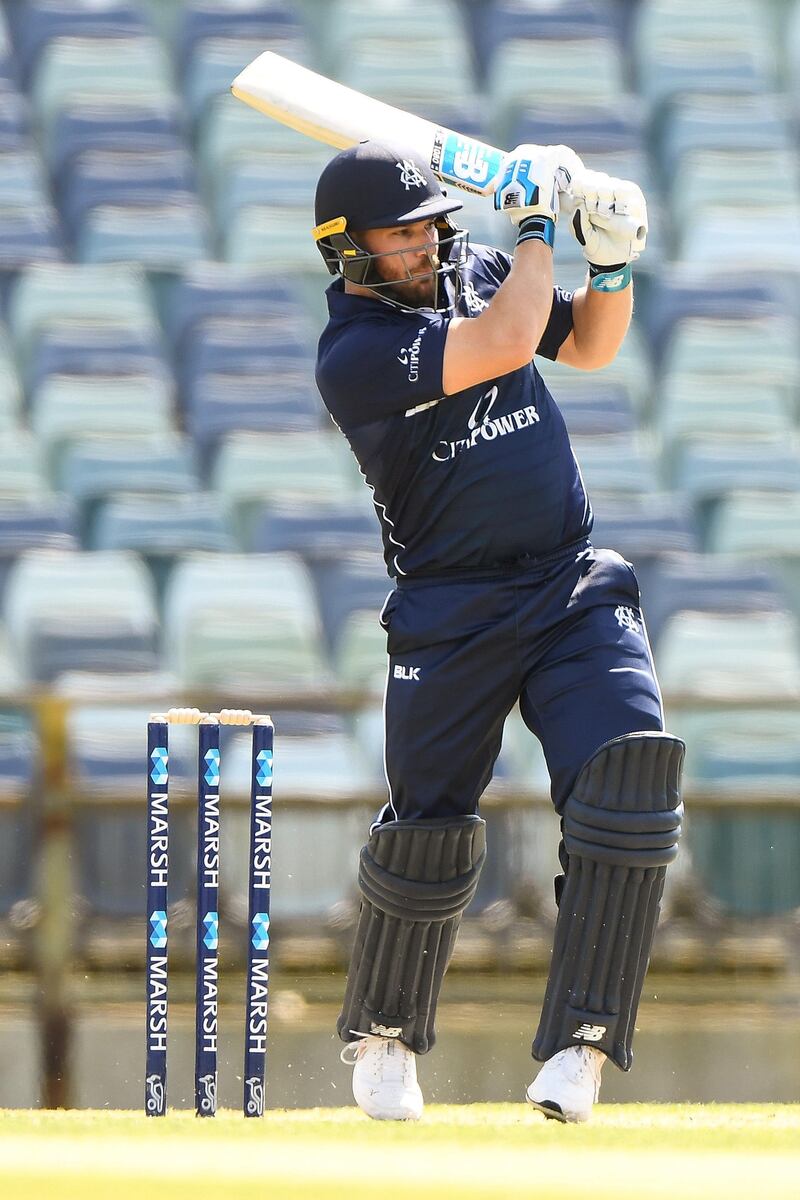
[
  {"xmin": 494, "ymin": 144, "xmax": 583, "ymax": 248},
  {"xmin": 569, "ymin": 169, "xmax": 648, "ymax": 269}
]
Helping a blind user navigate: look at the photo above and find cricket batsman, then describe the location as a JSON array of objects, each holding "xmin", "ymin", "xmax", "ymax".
[{"xmin": 313, "ymin": 140, "xmax": 685, "ymax": 1123}]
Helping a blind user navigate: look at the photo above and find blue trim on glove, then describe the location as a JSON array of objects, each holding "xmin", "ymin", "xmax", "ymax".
[
  {"xmin": 516, "ymin": 216, "xmax": 556, "ymax": 249},
  {"xmin": 589, "ymin": 263, "xmax": 632, "ymax": 292}
]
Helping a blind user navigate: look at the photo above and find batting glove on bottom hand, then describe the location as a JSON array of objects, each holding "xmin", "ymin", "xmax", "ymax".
[
  {"xmin": 569, "ymin": 169, "xmax": 648, "ymax": 270},
  {"xmin": 494, "ymin": 144, "xmax": 584, "ymax": 247}
]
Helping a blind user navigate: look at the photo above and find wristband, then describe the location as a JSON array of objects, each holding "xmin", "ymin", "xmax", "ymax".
[
  {"xmin": 589, "ymin": 263, "xmax": 632, "ymax": 292},
  {"xmin": 516, "ymin": 215, "xmax": 555, "ymax": 249}
]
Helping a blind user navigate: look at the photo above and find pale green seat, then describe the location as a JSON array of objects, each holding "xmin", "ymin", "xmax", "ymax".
[
  {"xmin": 321, "ymin": 0, "xmax": 463, "ymax": 73},
  {"xmin": 77, "ymin": 202, "xmax": 212, "ymax": 268},
  {"xmin": 9, "ymin": 264, "xmax": 158, "ymax": 367},
  {"xmin": 338, "ymin": 37, "xmax": 474, "ymax": 107},
  {"xmin": 164, "ymin": 551, "xmax": 331, "ymax": 693},
  {"xmin": 489, "ymin": 38, "xmax": 626, "ymax": 142},
  {"xmin": 213, "ymin": 153, "xmax": 327, "ymax": 228},
  {"xmin": 571, "ymin": 434, "xmax": 659, "ymax": 499},
  {"xmin": 187, "ymin": 36, "xmax": 311, "ymax": 122},
  {"xmin": 657, "ymin": 378, "xmax": 792, "ymax": 461},
  {"xmin": 708, "ymin": 491, "xmax": 800, "ymax": 557},
  {"xmin": 670, "ymin": 436, "xmax": 800, "ymax": 503},
  {"xmin": 660, "ymin": 316, "xmax": 800, "ymax": 406},
  {"xmin": 4, "ymin": 548, "xmax": 158, "ymax": 682},
  {"xmin": 0, "ymin": 327, "xmax": 22, "ymax": 432},
  {"xmin": 659, "ymin": 93, "xmax": 793, "ymax": 180},
  {"xmin": 198, "ymin": 93, "xmax": 331, "ymax": 191},
  {"xmin": 213, "ymin": 431, "xmax": 361, "ymax": 538},
  {"xmin": 0, "ymin": 432, "xmax": 50, "ymax": 496},
  {"xmin": 657, "ymin": 610, "xmax": 800, "ymax": 702},
  {"xmin": 0, "ymin": 151, "xmax": 51, "ymax": 208},
  {"xmin": 674, "ymin": 149, "xmax": 800, "ymax": 214},
  {"xmin": 333, "ymin": 608, "xmax": 387, "ymax": 696},
  {"xmin": 677, "ymin": 208, "xmax": 800, "ymax": 272},
  {"xmin": 32, "ymin": 37, "xmax": 175, "ymax": 131},
  {"xmin": 31, "ymin": 375, "xmax": 174, "ymax": 462},
  {"xmin": 222, "ymin": 204, "xmax": 328, "ymax": 269}
]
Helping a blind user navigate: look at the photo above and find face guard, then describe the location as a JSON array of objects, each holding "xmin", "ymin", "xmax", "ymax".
[
  {"xmin": 313, "ymin": 141, "xmax": 469, "ymax": 314},
  {"xmin": 312, "ymin": 212, "xmax": 469, "ymax": 314}
]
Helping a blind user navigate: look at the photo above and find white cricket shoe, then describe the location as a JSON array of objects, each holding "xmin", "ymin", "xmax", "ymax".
[
  {"xmin": 340, "ymin": 1034, "xmax": 423, "ymax": 1121},
  {"xmin": 526, "ymin": 1045, "xmax": 605, "ymax": 1123}
]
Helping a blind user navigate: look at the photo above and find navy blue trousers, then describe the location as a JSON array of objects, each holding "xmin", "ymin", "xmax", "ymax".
[{"xmin": 378, "ymin": 541, "xmax": 664, "ymax": 823}]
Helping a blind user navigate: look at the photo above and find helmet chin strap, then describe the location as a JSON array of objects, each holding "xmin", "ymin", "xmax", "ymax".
[{"xmin": 354, "ymin": 229, "xmax": 469, "ymax": 315}]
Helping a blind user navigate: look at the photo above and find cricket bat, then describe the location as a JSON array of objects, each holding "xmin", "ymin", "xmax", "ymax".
[{"xmin": 230, "ymin": 50, "xmax": 514, "ymax": 199}]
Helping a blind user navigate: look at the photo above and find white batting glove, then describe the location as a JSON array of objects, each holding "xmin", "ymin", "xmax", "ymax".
[
  {"xmin": 569, "ymin": 170, "xmax": 648, "ymax": 269},
  {"xmin": 494, "ymin": 144, "xmax": 584, "ymax": 247}
]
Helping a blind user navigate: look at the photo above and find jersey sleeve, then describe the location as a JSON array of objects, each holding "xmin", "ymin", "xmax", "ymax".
[
  {"xmin": 536, "ymin": 286, "xmax": 574, "ymax": 361},
  {"xmin": 316, "ymin": 310, "xmax": 448, "ymax": 430}
]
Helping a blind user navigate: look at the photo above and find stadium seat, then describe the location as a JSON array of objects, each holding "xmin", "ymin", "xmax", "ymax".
[
  {"xmin": 673, "ymin": 148, "xmax": 800, "ymax": 220},
  {"xmin": 249, "ymin": 498, "xmax": 380, "ymax": 560},
  {"xmin": 46, "ymin": 99, "xmax": 185, "ymax": 178},
  {"xmin": 180, "ymin": 316, "xmax": 314, "ymax": 394},
  {"xmin": 32, "ymin": 36, "xmax": 176, "ymax": 133},
  {"xmin": 174, "ymin": 1, "xmax": 309, "ymax": 77},
  {"xmin": 657, "ymin": 380, "xmax": 793, "ymax": 464},
  {"xmin": 488, "ymin": 36, "xmax": 627, "ymax": 144},
  {"xmin": 670, "ymin": 438, "xmax": 800, "ymax": 510},
  {"xmin": 660, "ymin": 316, "xmax": 800, "ymax": 406},
  {"xmin": 0, "ymin": 149, "xmax": 51, "ymax": 208},
  {"xmin": 9, "ymin": 263, "xmax": 159, "ymax": 368},
  {"xmin": 0, "ymin": 206, "xmax": 64, "ymax": 268},
  {"xmin": 332, "ymin": 607, "xmax": 388, "ymax": 695},
  {"xmin": 706, "ymin": 490, "xmax": 800, "ymax": 615},
  {"xmin": 91, "ymin": 492, "xmax": 234, "ymax": 562},
  {"xmin": 678, "ymin": 209, "xmax": 800, "ymax": 272},
  {"xmin": 321, "ymin": 0, "xmax": 464, "ymax": 74},
  {"xmin": 186, "ymin": 370, "xmax": 322, "ymax": 457},
  {"xmin": 5, "ymin": 1, "xmax": 149, "ymax": 86},
  {"xmin": 0, "ymin": 327, "xmax": 22, "ymax": 433},
  {"xmin": 550, "ymin": 379, "xmax": 637, "ymax": 438},
  {"xmin": 26, "ymin": 325, "xmax": 168, "ymax": 398},
  {"xmin": 212, "ymin": 431, "xmax": 362, "ymax": 539},
  {"xmin": 185, "ymin": 34, "xmax": 310, "ymax": 123},
  {"xmin": 163, "ymin": 551, "xmax": 332, "ymax": 695},
  {"xmin": 0, "ymin": 91, "xmax": 31, "ymax": 150},
  {"xmin": 571, "ymin": 433, "xmax": 659, "ymax": 499},
  {"xmin": 510, "ymin": 100, "xmax": 643, "ymax": 159},
  {"xmin": 589, "ymin": 494, "xmax": 699, "ymax": 568},
  {"xmin": 77, "ymin": 199, "xmax": 211, "ymax": 267},
  {"xmin": 221, "ymin": 203, "xmax": 326, "ymax": 269},
  {"xmin": 58, "ymin": 147, "xmax": 197, "ymax": 241},
  {"xmin": 311, "ymin": 552, "xmax": 389, "ymax": 652},
  {"xmin": 197, "ymin": 93, "xmax": 330, "ymax": 190},
  {"xmin": 212, "ymin": 153, "xmax": 324, "ymax": 230},
  {"xmin": 657, "ymin": 610, "xmax": 800, "ymax": 702},
  {"xmin": 161, "ymin": 263, "xmax": 312, "ymax": 351},
  {"xmin": 30, "ymin": 375, "xmax": 175, "ymax": 463},
  {"xmin": 657, "ymin": 92, "xmax": 793, "ymax": 183},
  {"xmin": 0, "ymin": 495, "xmax": 78, "ymax": 601},
  {"xmin": 0, "ymin": 431, "xmax": 50, "ymax": 496},
  {"xmin": 56, "ymin": 433, "xmax": 199, "ymax": 517},
  {"xmin": 644, "ymin": 554, "xmax": 788, "ymax": 646},
  {"xmin": 540, "ymin": 321, "xmax": 653, "ymax": 416},
  {"xmin": 4, "ymin": 549, "xmax": 159, "ymax": 683}
]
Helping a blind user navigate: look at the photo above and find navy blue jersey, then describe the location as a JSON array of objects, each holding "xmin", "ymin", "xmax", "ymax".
[{"xmin": 316, "ymin": 242, "xmax": 592, "ymax": 578}]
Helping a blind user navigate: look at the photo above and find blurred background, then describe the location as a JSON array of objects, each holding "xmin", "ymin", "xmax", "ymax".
[{"xmin": 0, "ymin": 0, "xmax": 798, "ymax": 1111}]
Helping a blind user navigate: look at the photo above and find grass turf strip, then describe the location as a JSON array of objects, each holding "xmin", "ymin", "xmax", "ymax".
[{"xmin": 1, "ymin": 1105, "xmax": 798, "ymax": 1200}]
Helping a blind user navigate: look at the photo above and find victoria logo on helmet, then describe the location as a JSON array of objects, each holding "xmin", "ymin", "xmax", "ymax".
[{"xmin": 396, "ymin": 159, "xmax": 426, "ymax": 190}]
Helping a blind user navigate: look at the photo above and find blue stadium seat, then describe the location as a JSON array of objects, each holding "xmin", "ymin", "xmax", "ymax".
[
  {"xmin": 670, "ymin": 439, "xmax": 800, "ymax": 510},
  {"xmin": 510, "ymin": 101, "xmax": 642, "ymax": 158},
  {"xmin": 174, "ymin": 1, "xmax": 308, "ymax": 77},
  {"xmin": 47, "ymin": 99, "xmax": 185, "ymax": 177},
  {"xmin": 180, "ymin": 316, "xmax": 314, "ymax": 393},
  {"xmin": 0, "ymin": 207, "xmax": 64, "ymax": 267},
  {"xmin": 56, "ymin": 433, "xmax": 200, "ymax": 518},
  {"xmin": 26, "ymin": 325, "xmax": 168, "ymax": 397},
  {"xmin": 0, "ymin": 91, "xmax": 31, "ymax": 150},
  {"xmin": 644, "ymin": 553, "xmax": 788, "ymax": 647},
  {"xmin": 185, "ymin": 34, "xmax": 311, "ymax": 123},
  {"xmin": 552, "ymin": 379, "xmax": 637, "ymax": 437},
  {"xmin": 0, "ymin": 496, "xmax": 78, "ymax": 601},
  {"xmin": 0, "ymin": 150, "xmax": 50, "ymax": 208},
  {"xmin": 657, "ymin": 93, "xmax": 793, "ymax": 183},
  {"xmin": 635, "ymin": 270, "xmax": 785, "ymax": 369},
  {"xmin": 162, "ymin": 265, "xmax": 312, "ymax": 351},
  {"xmin": 310, "ymin": 552, "xmax": 390, "ymax": 651},
  {"xmin": 91, "ymin": 492, "xmax": 233, "ymax": 557},
  {"xmin": 185, "ymin": 369, "xmax": 322, "ymax": 457},
  {"xmin": 5, "ymin": 1, "xmax": 149, "ymax": 86},
  {"xmin": 249, "ymin": 498, "xmax": 380, "ymax": 559},
  {"xmin": 59, "ymin": 147, "xmax": 197, "ymax": 242},
  {"xmin": 475, "ymin": 0, "xmax": 623, "ymax": 81},
  {"xmin": 77, "ymin": 198, "xmax": 212, "ymax": 268}
]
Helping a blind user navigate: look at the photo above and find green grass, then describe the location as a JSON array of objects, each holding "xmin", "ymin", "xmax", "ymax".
[{"xmin": 1, "ymin": 1106, "xmax": 799, "ymax": 1200}]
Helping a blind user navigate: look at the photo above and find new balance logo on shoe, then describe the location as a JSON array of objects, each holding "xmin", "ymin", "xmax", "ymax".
[
  {"xmin": 393, "ymin": 665, "xmax": 420, "ymax": 681},
  {"xmin": 370, "ymin": 1023, "xmax": 403, "ymax": 1038},
  {"xmin": 573, "ymin": 1023, "xmax": 606, "ymax": 1043}
]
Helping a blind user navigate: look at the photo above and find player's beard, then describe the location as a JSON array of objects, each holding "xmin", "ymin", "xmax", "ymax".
[{"xmin": 378, "ymin": 251, "xmax": 440, "ymax": 309}]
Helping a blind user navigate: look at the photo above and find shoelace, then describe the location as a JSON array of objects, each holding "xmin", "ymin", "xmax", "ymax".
[
  {"xmin": 339, "ymin": 1033, "xmax": 414, "ymax": 1086},
  {"xmin": 339, "ymin": 1030, "xmax": 374, "ymax": 1066}
]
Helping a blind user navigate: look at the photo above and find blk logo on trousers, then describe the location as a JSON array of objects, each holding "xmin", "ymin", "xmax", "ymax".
[{"xmin": 394, "ymin": 665, "xmax": 421, "ymax": 681}]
